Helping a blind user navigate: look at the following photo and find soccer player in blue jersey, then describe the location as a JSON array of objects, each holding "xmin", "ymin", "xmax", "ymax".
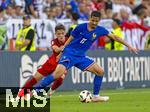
[
  {"xmin": 17, "ymin": 11, "xmax": 138, "ymax": 102},
  {"xmin": 34, "ymin": 12, "xmax": 109, "ymax": 102}
]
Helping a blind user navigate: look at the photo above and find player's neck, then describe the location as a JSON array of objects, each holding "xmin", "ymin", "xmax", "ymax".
[{"xmin": 87, "ymin": 24, "xmax": 95, "ymax": 32}]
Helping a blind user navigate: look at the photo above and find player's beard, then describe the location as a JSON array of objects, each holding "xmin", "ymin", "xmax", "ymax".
[
  {"xmin": 88, "ymin": 22, "xmax": 98, "ymax": 31},
  {"xmin": 89, "ymin": 23, "xmax": 96, "ymax": 30},
  {"xmin": 91, "ymin": 24, "xmax": 96, "ymax": 29}
]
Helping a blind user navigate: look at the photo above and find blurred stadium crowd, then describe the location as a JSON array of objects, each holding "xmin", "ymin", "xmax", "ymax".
[
  {"xmin": 0, "ymin": 0, "xmax": 150, "ymax": 50},
  {"xmin": 0, "ymin": 0, "xmax": 150, "ymax": 23}
]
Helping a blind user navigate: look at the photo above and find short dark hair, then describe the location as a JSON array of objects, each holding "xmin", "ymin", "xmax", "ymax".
[
  {"xmin": 23, "ymin": 15, "xmax": 31, "ymax": 20},
  {"xmin": 137, "ymin": 9, "xmax": 146, "ymax": 17},
  {"xmin": 0, "ymin": 6, "xmax": 4, "ymax": 12},
  {"xmin": 71, "ymin": 12, "xmax": 79, "ymax": 21},
  {"xmin": 91, "ymin": 11, "xmax": 101, "ymax": 18},
  {"xmin": 55, "ymin": 24, "xmax": 65, "ymax": 32},
  {"xmin": 113, "ymin": 19, "xmax": 121, "ymax": 25}
]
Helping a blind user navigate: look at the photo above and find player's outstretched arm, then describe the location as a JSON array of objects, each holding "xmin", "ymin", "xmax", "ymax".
[
  {"xmin": 63, "ymin": 36, "xmax": 74, "ymax": 48},
  {"xmin": 52, "ymin": 45, "xmax": 63, "ymax": 53},
  {"xmin": 59, "ymin": 35, "xmax": 74, "ymax": 52},
  {"xmin": 56, "ymin": 36, "xmax": 74, "ymax": 61},
  {"xmin": 107, "ymin": 34, "xmax": 139, "ymax": 54}
]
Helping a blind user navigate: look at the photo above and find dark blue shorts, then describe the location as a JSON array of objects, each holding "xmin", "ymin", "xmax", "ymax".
[{"xmin": 58, "ymin": 52, "xmax": 94, "ymax": 71}]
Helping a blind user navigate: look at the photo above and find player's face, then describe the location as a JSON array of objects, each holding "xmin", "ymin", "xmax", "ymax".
[
  {"xmin": 89, "ymin": 16, "xmax": 100, "ymax": 29},
  {"xmin": 56, "ymin": 29, "xmax": 65, "ymax": 42}
]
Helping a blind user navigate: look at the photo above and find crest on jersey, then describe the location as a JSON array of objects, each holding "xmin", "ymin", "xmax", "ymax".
[{"xmin": 92, "ymin": 33, "xmax": 97, "ymax": 40}]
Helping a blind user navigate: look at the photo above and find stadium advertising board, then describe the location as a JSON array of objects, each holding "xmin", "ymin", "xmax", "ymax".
[{"xmin": 0, "ymin": 51, "xmax": 150, "ymax": 91}]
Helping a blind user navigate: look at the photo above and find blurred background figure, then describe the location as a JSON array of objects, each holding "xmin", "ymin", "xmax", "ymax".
[
  {"xmin": 15, "ymin": 15, "xmax": 36, "ymax": 51},
  {"xmin": 105, "ymin": 19, "xmax": 124, "ymax": 50},
  {"xmin": 66, "ymin": 12, "xmax": 79, "ymax": 37},
  {"xmin": 0, "ymin": 0, "xmax": 149, "ymax": 51},
  {"xmin": 24, "ymin": 0, "xmax": 38, "ymax": 18},
  {"xmin": 15, "ymin": 2, "xmax": 24, "ymax": 19}
]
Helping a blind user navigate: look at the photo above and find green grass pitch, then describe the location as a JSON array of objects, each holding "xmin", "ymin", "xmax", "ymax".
[{"xmin": 51, "ymin": 88, "xmax": 150, "ymax": 112}]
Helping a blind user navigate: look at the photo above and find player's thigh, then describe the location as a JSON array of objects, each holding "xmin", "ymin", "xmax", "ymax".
[
  {"xmin": 86, "ymin": 62, "xmax": 104, "ymax": 76},
  {"xmin": 34, "ymin": 71, "xmax": 44, "ymax": 82},
  {"xmin": 37, "ymin": 59, "xmax": 57, "ymax": 76},
  {"xmin": 53, "ymin": 64, "xmax": 67, "ymax": 79}
]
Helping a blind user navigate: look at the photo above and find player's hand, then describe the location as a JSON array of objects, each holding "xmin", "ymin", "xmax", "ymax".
[
  {"xmin": 60, "ymin": 46, "xmax": 65, "ymax": 52},
  {"xmin": 128, "ymin": 46, "xmax": 139, "ymax": 54}
]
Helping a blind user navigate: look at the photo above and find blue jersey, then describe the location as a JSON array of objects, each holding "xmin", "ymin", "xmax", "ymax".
[{"xmin": 64, "ymin": 23, "xmax": 109, "ymax": 56}]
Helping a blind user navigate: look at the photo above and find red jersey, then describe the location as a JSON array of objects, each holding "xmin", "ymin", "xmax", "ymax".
[
  {"xmin": 51, "ymin": 38, "xmax": 68, "ymax": 57},
  {"xmin": 38, "ymin": 38, "xmax": 68, "ymax": 76},
  {"xmin": 37, "ymin": 37, "xmax": 68, "ymax": 76}
]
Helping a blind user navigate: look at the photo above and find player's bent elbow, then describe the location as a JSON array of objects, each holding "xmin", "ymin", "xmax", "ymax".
[{"xmin": 101, "ymin": 70, "xmax": 105, "ymax": 76}]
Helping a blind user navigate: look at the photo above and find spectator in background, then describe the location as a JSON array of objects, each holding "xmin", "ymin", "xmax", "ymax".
[
  {"xmin": 15, "ymin": 3, "xmax": 24, "ymax": 19},
  {"xmin": 55, "ymin": 5, "xmax": 66, "ymax": 19},
  {"xmin": 120, "ymin": 9, "xmax": 130, "ymax": 23},
  {"xmin": 43, "ymin": 0, "xmax": 53, "ymax": 8},
  {"xmin": 47, "ymin": 6, "xmax": 57, "ymax": 20},
  {"xmin": 0, "ymin": 22, "xmax": 7, "ymax": 50},
  {"xmin": 98, "ymin": 8, "xmax": 107, "ymax": 19},
  {"xmin": 70, "ymin": 0, "xmax": 79, "ymax": 13},
  {"xmin": 15, "ymin": 15, "xmax": 36, "ymax": 51},
  {"xmin": 0, "ymin": 6, "xmax": 6, "ymax": 22},
  {"xmin": 42, "ymin": 7, "xmax": 51, "ymax": 19},
  {"xmin": 137, "ymin": 9, "xmax": 147, "ymax": 25},
  {"xmin": 0, "ymin": 0, "xmax": 7, "ymax": 10},
  {"xmin": 24, "ymin": 0, "xmax": 37, "ymax": 18},
  {"xmin": 92, "ymin": 0, "xmax": 105, "ymax": 10},
  {"xmin": 105, "ymin": 8, "xmax": 113, "ymax": 19},
  {"xmin": 5, "ymin": 0, "xmax": 15, "ymax": 6},
  {"xmin": 0, "ymin": 7, "xmax": 8, "ymax": 50},
  {"xmin": 113, "ymin": 0, "xmax": 132, "ymax": 15},
  {"xmin": 132, "ymin": 0, "xmax": 148, "ymax": 15},
  {"xmin": 66, "ymin": 12, "xmax": 79, "ymax": 37},
  {"xmin": 4, "ymin": 5, "xmax": 16, "ymax": 19},
  {"xmin": 78, "ymin": 3, "xmax": 89, "ymax": 20},
  {"xmin": 120, "ymin": 0, "xmax": 132, "ymax": 15},
  {"xmin": 65, "ymin": 3, "xmax": 72, "ymax": 19},
  {"xmin": 105, "ymin": 19, "xmax": 124, "ymax": 50},
  {"xmin": 33, "ymin": 0, "xmax": 46, "ymax": 19},
  {"xmin": 105, "ymin": 0, "xmax": 112, "ymax": 10},
  {"xmin": 144, "ymin": 33, "xmax": 150, "ymax": 50},
  {"xmin": 85, "ymin": 0, "xmax": 97, "ymax": 13}
]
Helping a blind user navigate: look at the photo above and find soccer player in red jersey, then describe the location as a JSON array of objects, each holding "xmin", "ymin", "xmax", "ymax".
[{"xmin": 17, "ymin": 24, "xmax": 67, "ymax": 98}]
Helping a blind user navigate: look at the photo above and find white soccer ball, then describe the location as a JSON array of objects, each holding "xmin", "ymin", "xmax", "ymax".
[{"xmin": 79, "ymin": 90, "xmax": 92, "ymax": 103}]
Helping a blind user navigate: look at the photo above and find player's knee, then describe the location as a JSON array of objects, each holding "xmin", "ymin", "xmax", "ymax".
[
  {"xmin": 53, "ymin": 69, "xmax": 65, "ymax": 79},
  {"xmin": 97, "ymin": 69, "xmax": 104, "ymax": 76},
  {"xmin": 34, "ymin": 72, "xmax": 44, "ymax": 81},
  {"xmin": 61, "ymin": 74, "xmax": 65, "ymax": 79}
]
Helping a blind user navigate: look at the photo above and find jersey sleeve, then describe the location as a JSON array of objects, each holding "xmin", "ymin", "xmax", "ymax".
[
  {"xmin": 51, "ymin": 39, "xmax": 58, "ymax": 47},
  {"xmin": 51, "ymin": 40, "xmax": 55, "ymax": 47},
  {"xmin": 100, "ymin": 27, "xmax": 109, "ymax": 36}
]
